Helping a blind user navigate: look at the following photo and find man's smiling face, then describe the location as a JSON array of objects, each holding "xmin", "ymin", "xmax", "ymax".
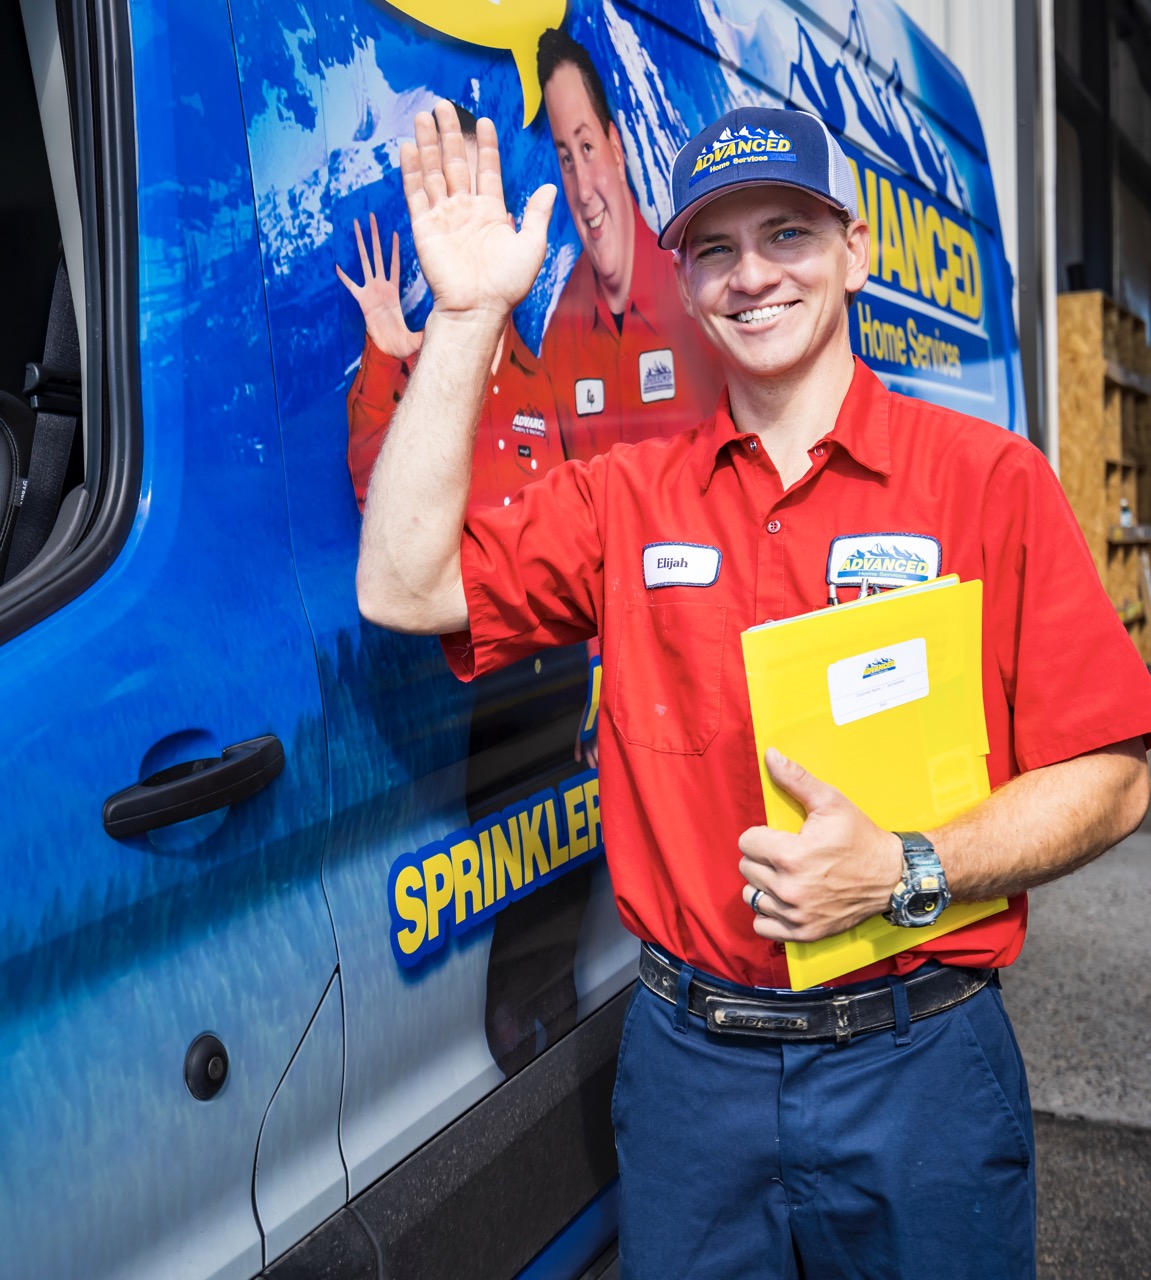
[
  {"xmin": 543, "ymin": 61, "xmax": 634, "ymax": 312},
  {"xmin": 675, "ymin": 185, "xmax": 870, "ymax": 387}
]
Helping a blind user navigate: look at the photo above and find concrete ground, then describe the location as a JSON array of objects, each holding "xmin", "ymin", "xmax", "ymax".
[{"xmin": 1002, "ymin": 818, "xmax": 1151, "ymax": 1279}]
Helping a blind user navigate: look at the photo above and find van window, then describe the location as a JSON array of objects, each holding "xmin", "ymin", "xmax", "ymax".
[{"xmin": 0, "ymin": 0, "xmax": 138, "ymax": 643}]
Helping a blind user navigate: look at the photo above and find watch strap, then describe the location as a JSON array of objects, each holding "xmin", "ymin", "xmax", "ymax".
[
  {"xmin": 893, "ymin": 830, "xmax": 939, "ymax": 875},
  {"xmin": 888, "ymin": 830, "xmax": 950, "ymax": 927}
]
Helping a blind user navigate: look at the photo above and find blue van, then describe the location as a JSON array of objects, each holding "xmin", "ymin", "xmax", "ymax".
[{"xmin": 0, "ymin": 2, "xmax": 1022, "ymax": 1277}]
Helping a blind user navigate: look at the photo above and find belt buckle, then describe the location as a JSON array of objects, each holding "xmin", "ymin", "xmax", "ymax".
[
  {"xmin": 704, "ymin": 994, "xmax": 811, "ymax": 1038},
  {"xmin": 831, "ymin": 995, "xmax": 853, "ymax": 1044}
]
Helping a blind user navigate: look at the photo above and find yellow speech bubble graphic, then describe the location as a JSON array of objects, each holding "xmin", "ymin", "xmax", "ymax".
[{"xmin": 384, "ymin": 0, "xmax": 568, "ymax": 126}]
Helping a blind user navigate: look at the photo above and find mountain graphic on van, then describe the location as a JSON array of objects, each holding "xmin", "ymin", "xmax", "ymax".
[{"xmin": 788, "ymin": 4, "xmax": 970, "ymax": 213}]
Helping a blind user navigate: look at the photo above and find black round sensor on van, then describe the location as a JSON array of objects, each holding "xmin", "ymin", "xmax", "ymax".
[{"xmin": 184, "ymin": 1034, "xmax": 229, "ymax": 1102}]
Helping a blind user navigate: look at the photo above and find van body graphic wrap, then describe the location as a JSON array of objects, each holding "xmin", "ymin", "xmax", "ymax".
[{"xmin": 0, "ymin": 2, "xmax": 1022, "ymax": 1277}]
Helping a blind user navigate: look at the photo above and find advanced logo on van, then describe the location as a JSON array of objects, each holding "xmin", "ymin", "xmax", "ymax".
[
  {"xmin": 639, "ymin": 349, "xmax": 675, "ymax": 402},
  {"xmin": 511, "ymin": 406, "xmax": 547, "ymax": 437},
  {"xmin": 690, "ymin": 125, "xmax": 796, "ymax": 183}
]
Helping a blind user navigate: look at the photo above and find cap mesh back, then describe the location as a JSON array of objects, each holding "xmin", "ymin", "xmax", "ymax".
[
  {"xmin": 806, "ymin": 111, "xmax": 858, "ymax": 220},
  {"xmin": 828, "ymin": 137, "xmax": 858, "ymax": 219}
]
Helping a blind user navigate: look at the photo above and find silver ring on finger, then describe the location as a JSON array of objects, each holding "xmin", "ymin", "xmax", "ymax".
[{"xmin": 749, "ymin": 888, "xmax": 767, "ymax": 916}]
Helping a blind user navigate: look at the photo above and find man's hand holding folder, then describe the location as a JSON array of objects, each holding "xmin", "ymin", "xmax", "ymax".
[{"xmin": 737, "ymin": 746, "xmax": 903, "ymax": 943}]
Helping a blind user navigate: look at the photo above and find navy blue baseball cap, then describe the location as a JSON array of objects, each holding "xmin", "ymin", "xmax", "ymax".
[{"xmin": 658, "ymin": 106, "xmax": 859, "ymax": 250}]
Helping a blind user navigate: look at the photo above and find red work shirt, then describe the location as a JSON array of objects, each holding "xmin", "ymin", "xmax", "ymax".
[
  {"xmin": 540, "ymin": 198, "xmax": 726, "ymax": 462},
  {"xmin": 346, "ymin": 325, "xmax": 566, "ymax": 512},
  {"xmin": 443, "ymin": 359, "xmax": 1151, "ymax": 988}
]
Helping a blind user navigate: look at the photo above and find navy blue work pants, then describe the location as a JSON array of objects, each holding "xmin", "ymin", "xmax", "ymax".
[{"xmin": 612, "ymin": 971, "xmax": 1036, "ymax": 1279}]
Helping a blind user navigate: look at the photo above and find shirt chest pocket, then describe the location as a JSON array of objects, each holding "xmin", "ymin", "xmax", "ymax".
[{"xmin": 612, "ymin": 601, "xmax": 727, "ymax": 754}]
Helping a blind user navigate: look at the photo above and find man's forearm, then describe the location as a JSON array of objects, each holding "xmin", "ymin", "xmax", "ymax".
[
  {"xmin": 353, "ymin": 102, "xmax": 554, "ymax": 634},
  {"xmin": 355, "ymin": 308, "xmax": 503, "ymax": 634},
  {"xmin": 740, "ymin": 738, "xmax": 1150, "ymax": 944},
  {"xmin": 930, "ymin": 738, "xmax": 1150, "ymax": 901}
]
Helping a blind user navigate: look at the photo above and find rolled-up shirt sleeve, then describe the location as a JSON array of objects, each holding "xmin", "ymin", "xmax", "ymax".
[
  {"xmin": 347, "ymin": 340, "xmax": 413, "ymax": 511},
  {"xmin": 441, "ymin": 453, "xmax": 607, "ymax": 680}
]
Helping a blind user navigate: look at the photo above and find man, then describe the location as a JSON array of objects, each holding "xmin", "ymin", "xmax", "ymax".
[
  {"xmin": 536, "ymin": 28, "xmax": 724, "ymax": 459},
  {"xmin": 356, "ymin": 100, "xmax": 1151, "ymax": 1278}
]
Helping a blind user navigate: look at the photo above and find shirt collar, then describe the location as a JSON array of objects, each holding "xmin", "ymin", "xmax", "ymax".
[
  {"xmin": 505, "ymin": 321, "xmax": 539, "ymax": 375},
  {"xmin": 823, "ymin": 358, "xmax": 892, "ymax": 477},
  {"xmin": 689, "ymin": 357, "xmax": 893, "ymax": 490}
]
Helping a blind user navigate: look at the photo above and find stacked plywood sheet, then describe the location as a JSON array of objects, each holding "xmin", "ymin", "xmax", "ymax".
[{"xmin": 1058, "ymin": 291, "xmax": 1151, "ymax": 661}]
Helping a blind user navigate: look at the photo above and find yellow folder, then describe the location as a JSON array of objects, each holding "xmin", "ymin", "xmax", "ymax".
[{"xmin": 740, "ymin": 576, "xmax": 1008, "ymax": 988}]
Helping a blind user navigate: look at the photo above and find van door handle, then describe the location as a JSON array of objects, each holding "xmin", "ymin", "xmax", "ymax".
[{"xmin": 103, "ymin": 735, "xmax": 285, "ymax": 838}]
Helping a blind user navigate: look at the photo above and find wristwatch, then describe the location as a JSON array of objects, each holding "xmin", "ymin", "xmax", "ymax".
[{"xmin": 886, "ymin": 831, "xmax": 951, "ymax": 927}]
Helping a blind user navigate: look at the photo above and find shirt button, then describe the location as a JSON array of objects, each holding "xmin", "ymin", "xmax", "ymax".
[
  {"xmin": 497, "ymin": 439, "xmax": 505, "ymax": 450},
  {"xmin": 812, "ymin": 445, "xmax": 825, "ymax": 457},
  {"xmin": 773, "ymin": 942, "xmax": 786, "ymax": 955},
  {"xmin": 767, "ymin": 519, "xmax": 781, "ymax": 534},
  {"xmin": 748, "ymin": 439, "xmax": 759, "ymax": 452},
  {"xmin": 531, "ymin": 459, "xmax": 538, "ymax": 470},
  {"xmin": 492, "ymin": 384, "xmax": 500, "ymax": 395}
]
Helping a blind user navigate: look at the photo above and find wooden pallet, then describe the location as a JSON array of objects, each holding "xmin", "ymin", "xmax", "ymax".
[{"xmin": 1057, "ymin": 291, "xmax": 1151, "ymax": 660}]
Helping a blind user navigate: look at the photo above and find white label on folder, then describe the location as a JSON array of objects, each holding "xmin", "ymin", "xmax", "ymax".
[
  {"xmin": 643, "ymin": 542, "xmax": 721, "ymax": 588},
  {"xmin": 826, "ymin": 533, "xmax": 941, "ymax": 587},
  {"xmin": 827, "ymin": 637, "xmax": 929, "ymax": 726}
]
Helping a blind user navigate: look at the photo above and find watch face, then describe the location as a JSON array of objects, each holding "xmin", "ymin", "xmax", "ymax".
[{"xmin": 905, "ymin": 891, "xmax": 942, "ymax": 919}]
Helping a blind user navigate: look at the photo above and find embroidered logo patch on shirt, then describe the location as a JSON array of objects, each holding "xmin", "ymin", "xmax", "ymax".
[
  {"xmin": 826, "ymin": 533, "xmax": 942, "ymax": 588},
  {"xmin": 575, "ymin": 378, "xmax": 605, "ymax": 416},
  {"xmin": 639, "ymin": 349, "xmax": 676, "ymax": 403},
  {"xmin": 643, "ymin": 542, "xmax": 721, "ymax": 588}
]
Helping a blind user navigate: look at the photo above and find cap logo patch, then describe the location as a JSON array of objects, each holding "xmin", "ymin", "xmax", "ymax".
[{"xmin": 690, "ymin": 125, "xmax": 797, "ymax": 183}]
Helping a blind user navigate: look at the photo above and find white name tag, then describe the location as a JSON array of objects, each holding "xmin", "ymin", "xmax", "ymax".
[
  {"xmin": 643, "ymin": 542, "xmax": 721, "ymax": 588},
  {"xmin": 575, "ymin": 378, "xmax": 605, "ymax": 416},
  {"xmin": 639, "ymin": 349, "xmax": 676, "ymax": 403},
  {"xmin": 827, "ymin": 532, "xmax": 941, "ymax": 588},
  {"xmin": 827, "ymin": 637, "xmax": 929, "ymax": 726}
]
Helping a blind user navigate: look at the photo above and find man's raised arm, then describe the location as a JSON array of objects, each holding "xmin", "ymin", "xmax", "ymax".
[{"xmin": 355, "ymin": 102, "xmax": 555, "ymax": 635}]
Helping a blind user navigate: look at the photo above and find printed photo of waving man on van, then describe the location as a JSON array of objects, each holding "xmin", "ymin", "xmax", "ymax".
[
  {"xmin": 339, "ymin": 102, "xmax": 599, "ymax": 1080},
  {"xmin": 340, "ymin": 105, "xmax": 567, "ymax": 513}
]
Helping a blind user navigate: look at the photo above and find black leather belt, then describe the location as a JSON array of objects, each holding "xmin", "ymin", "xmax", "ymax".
[{"xmin": 639, "ymin": 943, "xmax": 992, "ymax": 1043}]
